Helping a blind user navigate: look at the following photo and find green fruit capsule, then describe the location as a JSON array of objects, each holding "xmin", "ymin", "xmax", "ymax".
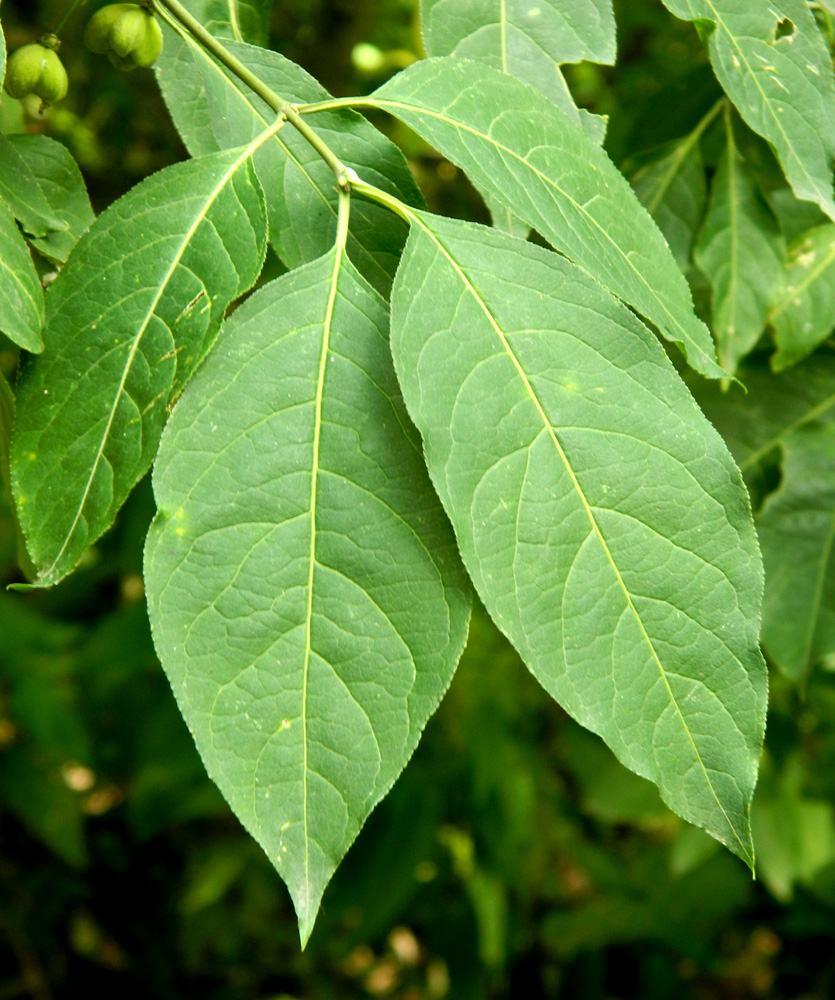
[
  {"xmin": 84, "ymin": 2, "xmax": 136, "ymax": 55},
  {"xmin": 130, "ymin": 14, "xmax": 162, "ymax": 67},
  {"xmin": 3, "ymin": 42, "xmax": 68, "ymax": 104},
  {"xmin": 84, "ymin": 3, "xmax": 163, "ymax": 71},
  {"xmin": 109, "ymin": 7, "xmax": 151, "ymax": 58}
]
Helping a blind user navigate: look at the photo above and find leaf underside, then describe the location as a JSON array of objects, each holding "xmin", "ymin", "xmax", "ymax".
[
  {"xmin": 390, "ymin": 212, "xmax": 767, "ymax": 865},
  {"xmin": 145, "ymin": 251, "xmax": 471, "ymax": 944}
]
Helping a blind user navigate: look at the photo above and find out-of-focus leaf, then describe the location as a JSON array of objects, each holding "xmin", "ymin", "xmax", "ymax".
[
  {"xmin": 688, "ymin": 352, "xmax": 835, "ymax": 487},
  {"xmin": 769, "ymin": 186, "xmax": 828, "ymax": 242},
  {"xmin": 758, "ymin": 425, "xmax": 835, "ymax": 680},
  {"xmin": 753, "ymin": 756, "xmax": 835, "ymax": 900},
  {"xmin": 771, "ymin": 223, "xmax": 835, "ymax": 371},
  {"xmin": 629, "ymin": 131, "xmax": 708, "ymax": 271},
  {"xmin": 659, "ymin": 0, "xmax": 835, "ymax": 220},
  {"xmin": 694, "ymin": 112, "xmax": 784, "ymax": 373},
  {"xmin": 145, "ymin": 250, "xmax": 471, "ymax": 944},
  {"xmin": 391, "ymin": 211, "xmax": 767, "ymax": 865},
  {"xmin": 366, "ymin": 58, "xmax": 726, "ymax": 379}
]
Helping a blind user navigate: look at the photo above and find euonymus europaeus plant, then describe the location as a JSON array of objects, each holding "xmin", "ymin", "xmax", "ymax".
[{"xmin": 2, "ymin": 0, "xmax": 835, "ymax": 945}]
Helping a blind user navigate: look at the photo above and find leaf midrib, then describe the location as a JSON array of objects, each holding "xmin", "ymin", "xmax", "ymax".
[{"xmin": 413, "ymin": 213, "xmax": 749, "ymax": 858}]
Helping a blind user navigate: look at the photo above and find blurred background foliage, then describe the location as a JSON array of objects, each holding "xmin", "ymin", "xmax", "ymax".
[{"xmin": 2, "ymin": 1, "xmax": 835, "ymax": 997}]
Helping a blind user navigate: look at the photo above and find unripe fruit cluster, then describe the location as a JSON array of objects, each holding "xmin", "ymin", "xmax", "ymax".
[
  {"xmin": 84, "ymin": 3, "xmax": 163, "ymax": 71},
  {"xmin": 4, "ymin": 36, "xmax": 68, "ymax": 105}
]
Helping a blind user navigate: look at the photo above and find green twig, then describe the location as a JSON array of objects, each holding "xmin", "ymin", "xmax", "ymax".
[
  {"xmin": 51, "ymin": 0, "xmax": 88, "ymax": 37},
  {"xmin": 152, "ymin": 0, "xmax": 354, "ymax": 187}
]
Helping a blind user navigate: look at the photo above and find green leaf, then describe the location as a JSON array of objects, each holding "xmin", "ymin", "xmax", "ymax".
[
  {"xmin": 390, "ymin": 211, "xmax": 767, "ymax": 865},
  {"xmin": 630, "ymin": 136, "xmax": 708, "ymax": 272},
  {"xmin": 157, "ymin": 30, "xmax": 422, "ymax": 296},
  {"xmin": 144, "ymin": 249, "xmax": 471, "ymax": 945},
  {"xmin": 1, "ymin": 19, "xmax": 6, "ymax": 91},
  {"xmin": 658, "ymin": 0, "xmax": 835, "ymax": 221},
  {"xmin": 0, "ymin": 133, "xmax": 67, "ymax": 239},
  {"xmin": 0, "ymin": 196, "xmax": 44, "ymax": 352},
  {"xmin": 6, "ymin": 134, "xmax": 95, "ymax": 264},
  {"xmin": 11, "ymin": 139, "xmax": 272, "ymax": 588},
  {"xmin": 365, "ymin": 58, "xmax": 726, "ymax": 380},
  {"xmin": 420, "ymin": 0, "xmax": 612, "ymax": 138},
  {"xmin": 770, "ymin": 223, "xmax": 835, "ymax": 371},
  {"xmin": 689, "ymin": 352, "xmax": 835, "ymax": 485},
  {"xmin": 758, "ymin": 425, "xmax": 835, "ymax": 680},
  {"xmin": 694, "ymin": 112, "xmax": 784, "ymax": 373}
]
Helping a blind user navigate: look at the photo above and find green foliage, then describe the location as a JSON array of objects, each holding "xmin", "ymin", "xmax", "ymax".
[{"xmin": 2, "ymin": 0, "xmax": 835, "ymax": 983}]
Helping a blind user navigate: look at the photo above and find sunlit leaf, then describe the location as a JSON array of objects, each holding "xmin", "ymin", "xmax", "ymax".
[{"xmin": 0, "ymin": 197, "xmax": 43, "ymax": 352}]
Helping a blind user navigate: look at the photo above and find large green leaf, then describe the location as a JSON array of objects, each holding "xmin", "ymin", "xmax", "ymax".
[
  {"xmin": 694, "ymin": 113, "xmax": 784, "ymax": 373},
  {"xmin": 390, "ymin": 211, "xmax": 767, "ymax": 864},
  {"xmin": 758, "ymin": 425, "xmax": 835, "ymax": 680},
  {"xmin": 0, "ymin": 197, "xmax": 44, "ymax": 352},
  {"xmin": 659, "ymin": 0, "xmax": 835, "ymax": 221},
  {"xmin": 156, "ymin": 23, "xmax": 422, "ymax": 295},
  {"xmin": 6, "ymin": 134, "xmax": 95, "ymax": 264},
  {"xmin": 357, "ymin": 58, "xmax": 725, "ymax": 379},
  {"xmin": 770, "ymin": 223, "xmax": 835, "ymax": 371},
  {"xmin": 144, "ymin": 249, "xmax": 471, "ymax": 945},
  {"xmin": 194, "ymin": 0, "xmax": 271, "ymax": 44},
  {"xmin": 420, "ymin": 0, "xmax": 611, "ymax": 139},
  {"xmin": 11, "ymin": 138, "xmax": 272, "ymax": 588}
]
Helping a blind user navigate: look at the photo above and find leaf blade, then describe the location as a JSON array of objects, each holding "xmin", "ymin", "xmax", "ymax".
[
  {"xmin": 145, "ymin": 251, "xmax": 471, "ymax": 944},
  {"xmin": 11, "ymin": 139, "xmax": 271, "ymax": 586},
  {"xmin": 390, "ymin": 212, "xmax": 767, "ymax": 862}
]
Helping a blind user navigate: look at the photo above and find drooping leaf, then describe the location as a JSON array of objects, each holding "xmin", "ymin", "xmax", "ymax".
[
  {"xmin": 0, "ymin": 197, "xmax": 44, "ymax": 352},
  {"xmin": 420, "ymin": 0, "xmax": 612, "ymax": 138},
  {"xmin": 144, "ymin": 250, "xmax": 471, "ymax": 945},
  {"xmin": 629, "ymin": 133, "xmax": 708, "ymax": 271},
  {"xmin": 658, "ymin": 0, "xmax": 835, "ymax": 221},
  {"xmin": 0, "ymin": 133, "xmax": 67, "ymax": 239},
  {"xmin": 362, "ymin": 58, "xmax": 725, "ymax": 379},
  {"xmin": 770, "ymin": 223, "xmax": 835, "ymax": 371},
  {"xmin": 758, "ymin": 425, "xmax": 835, "ymax": 680},
  {"xmin": 688, "ymin": 352, "xmax": 835, "ymax": 487},
  {"xmin": 155, "ymin": 16, "xmax": 422, "ymax": 295},
  {"xmin": 694, "ymin": 112, "xmax": 784, "ymax": 373},
  {"xmin": 11, "ymin": 139, "xmax": 272, "ymax": 588},
  {"xmin": 6, "ymin": 134, "xmax": 95, "ymax": 264},
  {"xmin": 390, "ymin": 210, "xmax": 767, "ymax": 865}
]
